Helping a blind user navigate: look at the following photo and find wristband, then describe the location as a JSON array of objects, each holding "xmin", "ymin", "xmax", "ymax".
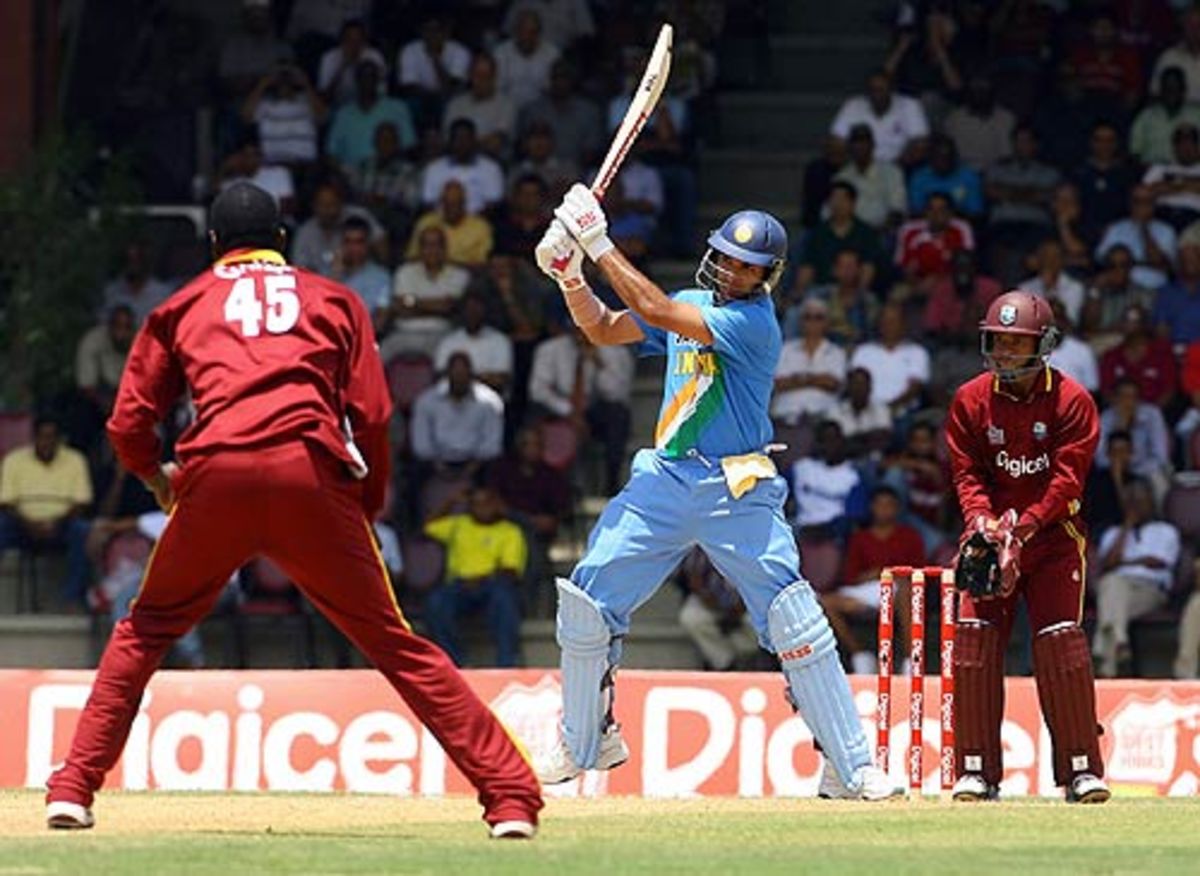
[{"xmin": 582, "ymin": 234, "xmax": 615, "ymax": 262}]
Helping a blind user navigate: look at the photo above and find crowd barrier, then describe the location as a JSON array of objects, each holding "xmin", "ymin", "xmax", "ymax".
[{"xmin": 2, "ymin": 670, "xmax": 1197, "ymax": 797}]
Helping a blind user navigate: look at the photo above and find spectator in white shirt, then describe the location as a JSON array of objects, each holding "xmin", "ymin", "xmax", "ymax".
[
  {"xmin": 503, "ymin": 0, "xmax": 595, "ymax": 51},
  {"xmin": 833, "ymin": 124, "xmax": 907, "ymax": 231},
  {"xmin": 443, "ymin": 53, "xmax": 517, "ymax": 161},
  {"xmin": 1021, "ymin": 238, "xmax": 1086, "ymax": 326},
  {"xmin": 494, "ymin": 7, "xmax": 561, "ymax": 111},
  {"xmin": 383, "ymin": 226, "xmax": 471, "ymax": 359},
  {"xmin": 772, "ymin": 298, "xmax": 847, "ymax": 426},
  {"xmin": 1092, "ymin": 479, "xmax": 1181, "ymax": 677},
  {"xmin": 830, "ymin": 69, "xmax": 930, "ymax": 167},
  {"xmin": 291, "ymin": 181, "xmax": 385, "ymax": 277},
  {"xmin": 1143, "ymin": 122, "xmax": 1200, "ymax": 230},
  {"xmin": 1150, "ymin": 6, "xmax": 1200, "ymax": 105},
  {"xmin": 849, "ymin": 303, "xmax": 930, "ymax": 415},
  {"xmin": 411, "ymin": 352, "xmax": 504, "ymax": 477},
  {"xmin": 317, "ymin": 19, "xmax": 387, "ymax": 108},
  {"xmin": 396, "ymin": 17, "xmax": 470, "ymax": 105},
  {"xmin": 100, "ymin": 242, "xmax": 172, "ymax": 323},
  {"xmin": 1097, "ymin": 378, "xmax": 1173, "ymax": 491},
  {"xmin": 830, "ymin": 367, "xmax": 894, "ymax": 462},
  {"xmin": 1046, "ymin": 299, "xmax": 1100, "ymax": 392},
  {"xmin": 790, "ymin": 420, "xmax": 864, "ymax": 537},
  {"xmin": 420, "ymin": 118, "xmax": 506, "ymax": 215},
  {"xmin": 240, "ymin": 61, "xmax": 327, "ymax": 166},
  {"xmin": 434, "ymin": 291, "xmax": 514, "ymax": 397},
  {"xmin": 528, "ymin": 326, "xmax": 634, "ymax": 494},
  {"xmin": 1096, "ymin": 185, "xmax": 1178, "ymax": 289}
]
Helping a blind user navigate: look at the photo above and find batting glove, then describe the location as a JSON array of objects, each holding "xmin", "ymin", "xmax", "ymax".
[
  {"xmin": 554, "ymin": 183, "xmax": 615, "ymax": 262},
  {"xmin": 535, "ymin": 220, "xmax": 586, "ymax": 291}
]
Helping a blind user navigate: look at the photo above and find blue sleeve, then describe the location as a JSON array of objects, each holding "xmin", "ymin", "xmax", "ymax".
[
  {"xmin": 700, "ymin": 300, "xmax": 778, "ymax": 368},
  {"xmin": 908, "ymin": 170, "xmax": 930, "ymax": 214},
  {"xmin": 1151, "ymin": 288, "xmax": 1169, "ymax": 327},
  {"xmin": 631, "ymin": 311, "xmax": 668, "ymax": 357},
  {"xmin": 964, "ymin": 170, "xmax": 984, "ymax": 216}
]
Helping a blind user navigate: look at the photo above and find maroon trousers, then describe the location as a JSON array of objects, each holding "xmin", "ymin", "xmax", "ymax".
[{"xmin": 46, "ymin": 442, "xmax": 542, "ymax": 825}]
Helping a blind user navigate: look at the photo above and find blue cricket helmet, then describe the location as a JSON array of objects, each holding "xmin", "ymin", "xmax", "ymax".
[{"xmin": 696, "ymin": 209, "xmax": 788, "ymax": 299}]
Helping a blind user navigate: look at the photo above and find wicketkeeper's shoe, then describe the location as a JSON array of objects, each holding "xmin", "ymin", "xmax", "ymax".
[
  {"xmin": 536, "ymin": 724, "xmax": 629, "ymax": 785},
  {"xmin": 951, "ymin": 773, "xmax": 999, "ymax": 802},
  {"xmin": 818, "ymin": 760, "xmax": 902, "ymax": 800},
  {"xmin": 46, "ymin": 801, "xmax": 95, "ymax": 830},
  {"xmin": 1065, "ymin": 772, "xmax": 1111, "ymax": 804},
  {"xmin": 490, "ymin": 820, "xmax": 537, "ymax": 839}
]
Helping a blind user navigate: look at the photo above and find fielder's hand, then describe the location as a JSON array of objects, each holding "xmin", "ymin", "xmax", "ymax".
[
  {"xmin": 535, "ymin": 219, "xmax": 585, "ymax": 290},
  {"xmin": 147, "ymin": 462, "xmax": 179, "ymax": 513},
  {"xmin": 554, "ymin": 183, "xmax": 615, "ymax": 262}
]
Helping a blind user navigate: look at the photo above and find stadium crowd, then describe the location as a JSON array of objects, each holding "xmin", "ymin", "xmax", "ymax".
[{"xmin": 1, "ymin": 0, "xmax": 1198, "ymax": 680}]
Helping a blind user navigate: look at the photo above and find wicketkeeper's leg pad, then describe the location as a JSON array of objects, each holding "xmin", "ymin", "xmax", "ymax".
[
  {"xmin": 953, "ymin": 619, "xmax": 1005, "ymax": 786},
  {"xmin": 556, "ymin": 577, "xmax": 616, "ymax": 769},
  {"xmin": 1032, "ymin": 621, "xmax": 1105, "ymax": 786},
  {"xmin": 768, "ymin": 580, "xmax": 871, "ymax": 788}
]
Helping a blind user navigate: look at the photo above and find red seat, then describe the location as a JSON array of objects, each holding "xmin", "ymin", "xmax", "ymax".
[
  {"xmin": 0, "ymin": 413, "xmax": 32, "ymax": 461},
  {"xmin": 1190, "ymin": 428, "xmax": 1200, "ymax": 471},
  {"xmin": 1164, "ymin": 479, "xmax": 1200, "ymax": 542},
  {"xmin": 799, "ymin": 536, "xmax": 842, "ymax": 594},
  {"xmin": 539, "ymin": 417, "xmax": 580, "ymax": 471},
  {"xmin": 232, "ymin": 557, "xmax": 316, "ymax": 667},
  {"xmin": 386, "ymin": 354, "xmax": 436, "ymax": 413},
  {"xmin": 400, "ymin": 535, "xmax": 445, "ymax": 592}
]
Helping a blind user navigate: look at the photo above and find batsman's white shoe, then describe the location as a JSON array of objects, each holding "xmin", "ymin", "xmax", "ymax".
[
  {"xmin": 952, "ymin": 773, "xmax": 999, "ymax": 802},
  {"xmin": 536, "ymin": 725, "xmax": 629, "ymax": 785},
  {"xmin": 818, "ymin": 761, "xmax": 901, "ymax": 800},
  {"xmin": 1066, "ymin": 773, "xmax": 1111, "ymax": 804},
  {"xmin": 490, "ymin": 820, "xmax": 537, "ymax": 839},
  {"xmin": 46, "ymin": 801, "xmax": 95, "ymax": 830},
  {"xmin": 817, "ymin": 760, "xmax": 855, "ymax": 799}
]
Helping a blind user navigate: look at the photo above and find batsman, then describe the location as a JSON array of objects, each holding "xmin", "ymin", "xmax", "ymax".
[
  {"xmin": 531, "ymin": 184, "xmax": 895, "ymax": 800},
  {"xmin": 947, "ymin": 290, "xmax": 1110, "ymax": 803}
]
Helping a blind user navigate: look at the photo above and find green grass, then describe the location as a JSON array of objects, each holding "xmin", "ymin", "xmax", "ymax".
[{"xmin": 2, "ymin": 791, "xmax": 1198, "ymax": 874}]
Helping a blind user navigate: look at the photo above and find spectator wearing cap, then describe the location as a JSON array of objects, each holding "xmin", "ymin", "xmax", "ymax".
[
  {"xmin": 332, "ymin": 216, "xmax": 391, "ymax": 334},
  {"xmin": 491, "ymin": 175, "xmax": 552, "ymax": 262},
  {"xmin": 385, "ymin": 226, "xmax": 471, "ymax": 359},
  {"xmin": 923, "ymin": 249, "xmax": 1001, "ymax": 342},
  {"xmin": 218, "ymin": 0, "xmax": 295, "ymax": 102},
  {"xmin": 405, "ymin": 180, "xmax": 494, "ymax": 270},
  {"xmin": 1130, "ymin": 67, "xmax": 1200, "ymax": 167},
  {"xmin": 1046, "ymin": 299, "xmax": 1100, "ymax": 394},
  {"xmin": 1143, "ymin": 121, "xmax": 1200, "ymax": 232},
  {"xmin": 325, "ymin": 62, "xmax": 417, "ymax": 174},
  {"xmin": 832, "ymin": 125, "xmax": 906, "ymax": 232},
  {"xmin": 771, "ymin": 299, "xmax": 846, "ymax": 427},
  {"xmin": 1150, "ymin": 6, "xmax": 1200, "ymax": 105},
  {"xmin": 317, "ymin": 19, "xmax": 387, "ymax": 108},
  {"xmin": 1081, "ymin": 244, "xmax": 1155, "ymax": 345},
  {"xmin": 100, "ymin": 241, "xmax": 173, "ymax": 323},
  {"xmin": 420, "ymin": 119, "xmax": 506, "ymax": 215},
  {"xmin": 517, "ymin": 60, "xmax": 603, "ymax": 169},
  {"xmin": 396, "ymin": 17, "xmax": 471, "ymax": 126},
  {"xmin": 1093, "ymin": 479, "xmax": 1180, "ymax": 678},
  {"xmin": 495, "ymin": 8, "xmax": 560, "ymax": 111},
  {"xmin": 1151, "ymin": 240, "xmax": 1200, "ymax": 346},
  {"xmin": 216, "ymin": 131, "xmax": 296, "ymax": 219},
  {"xmin": 907, "ymin": 133, "xmax": 984, "ymax": 220},
  {"xmin": 850, "ymin": 303, "xmax": 929, "ymax": 418},
  {"xmin": 830, "ymin": 69, "xmax": 929, "ymax": 167},
  {"xmin": 1101, "ymin": 304, "xmax": 1178, "ymax": 405},
  {"xmin": 1021, "ymin": 239, "xmax": 1086, "ymax": 327},
  {"xmin": 434, "ymin": 291, "xmax": 514, "ymax": 397},
  {"xmin": 942, "ymin": 74, "xmax": 1016, "ymax": 172},
  {"xmin": 793, "ymin": 182, "xmax": 882, "ymax": 296},
  {"xmin": 443, "ymin": 54, "xmax": 516, "ymax": 162},
  {"xmin": 291, "ymin": 181, "xmax": 385, "ymax": 277},
  {"xmin": 1096, "ymin": 185, "xmax": 1177, "ymax": 290},
  {"xmin": 830, "ymin": 367, "xmax": 893, "ymax": 462},
  {"xmin": 894, "ymin": 193, "xmax": 974, "ymax": 291},
  {"xmin": 241, "ymin": 61, "xmax": 326, "ymax": 168}
]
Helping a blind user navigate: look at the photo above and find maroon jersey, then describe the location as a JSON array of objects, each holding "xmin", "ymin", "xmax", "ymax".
[
  {"xmin": 945, "ymin": 367, "xmax": 1098, "ymax": 542},
  {"xmin": 107, "ymin": 248, "xmax": 392, "ymax": 516}
]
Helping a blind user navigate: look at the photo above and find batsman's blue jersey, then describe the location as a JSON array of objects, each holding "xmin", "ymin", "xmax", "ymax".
[{"xmin": 634, "ymin": 288, "xmax": 779, "ymax": 459}]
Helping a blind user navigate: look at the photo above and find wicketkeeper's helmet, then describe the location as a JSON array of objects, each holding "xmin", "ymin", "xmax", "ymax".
[
  {"xmin": 979, "ymin": 289, "xmax": 1061, "ymax": 380},
  {"xmin": 696, "ymin": 209, "xmax": 788, "ymax": 300}
]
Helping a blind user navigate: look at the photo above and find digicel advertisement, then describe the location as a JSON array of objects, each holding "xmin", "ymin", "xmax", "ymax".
[{"xmin": 2, "ymin": 670, "xmax": 1198, "ymax": 798}]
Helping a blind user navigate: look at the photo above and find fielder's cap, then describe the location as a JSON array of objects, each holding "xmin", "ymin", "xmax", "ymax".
[{"xmin": 210, "ymin": 182, "xmax": 279, "ymax": 241}]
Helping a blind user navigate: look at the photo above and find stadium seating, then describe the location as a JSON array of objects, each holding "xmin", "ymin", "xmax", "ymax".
[
  {"xmin": 386, "ymin": 354, "xmax": 436, "ymax": 415},
  {"xmin": 232, "ymin": 558, "xmax": 316, "ymax": 668},
  {"xmin": 538, "ymin": 417, "xmax": 580, "ymax": 471},
  {"xmin": 797, "ymin": 535, "xmax": 842, "ymax": 594},
  {"xmin": 0, "ymin": 412, "xmax": 32, "ymax": 459}
]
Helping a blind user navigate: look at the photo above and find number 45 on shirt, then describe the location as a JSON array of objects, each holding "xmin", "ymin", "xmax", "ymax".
[{"xmin": 224, "ymin": 275, "xmax": 300, "ymax": 337}]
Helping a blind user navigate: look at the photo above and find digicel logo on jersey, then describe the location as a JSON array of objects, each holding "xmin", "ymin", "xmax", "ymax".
[{"xmin": 995, "ymin": 449, "xmax": 1051, "ymax": 478}]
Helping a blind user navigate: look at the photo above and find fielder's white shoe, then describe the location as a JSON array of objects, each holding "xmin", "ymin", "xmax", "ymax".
[
  {"xmin": 1066, "ymin": 772, "xmax": 1111, "ymax": 804},
  {"xmin": 818, "ymin": 760, "xmax": 901, "ymax": 800},
  {"xmin": 490, "ymin": 820, "xmax": 537, "ymax": 839},
  {"xmin": 536, "ymin": 724, "xmax": 629, "ymax": 785},
  {"xmin": 46, "ymin": 801, "xmax": 94, "ymax": 830},
  {"xmin": 952, "ymin": 773, "xmax": 999, "ymax": 802}
]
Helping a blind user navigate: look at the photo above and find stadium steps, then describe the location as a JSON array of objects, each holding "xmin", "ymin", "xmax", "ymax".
[
  {"xmin": 698, "ymin": 149, "xmax": 811, "ymax": 207},
  {"xmin": 714, "ymin": 93, "xmax": 842, "ymax": 149}
]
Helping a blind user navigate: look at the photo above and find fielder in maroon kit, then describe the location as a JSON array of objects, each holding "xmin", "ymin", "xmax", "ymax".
[
  {"xmin": 44, "ymin": 183, "xmax": 543, "ymax": 837},
  {"xmin": 946, "ymin": 289, "xmax": 1110, "ymax": 803}
]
